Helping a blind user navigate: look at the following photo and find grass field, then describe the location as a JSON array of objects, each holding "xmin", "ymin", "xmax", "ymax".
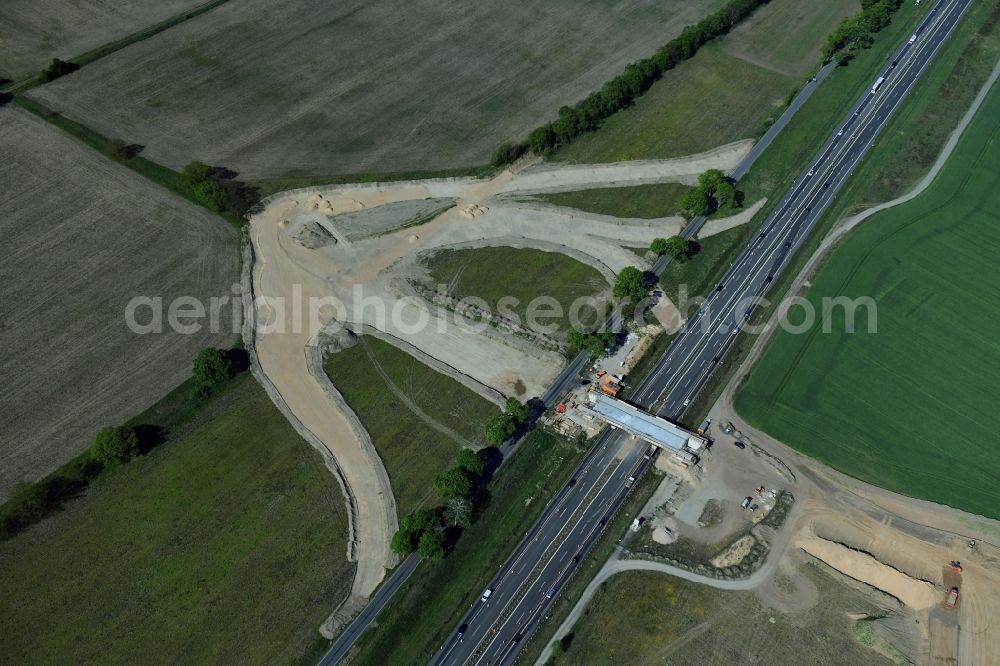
[
  {"xmin": 719, "ymin": 0, "xmax": 859, "ymax": 76},
  {"xmin": 533, "ymin": 182, "xmax": 690, "ymax": 219},
  {"xmin": 324, "ymin": 336, "xmax": 498, "ymax": 516},
  {"xmin": 29, "ymin": 0, "xmax": 723, "ymax": 179},
  {"xmin": 0, "ymin": 373, "xmax": 355, "ymax": 663},
  {"xmin": 735, "ymin": 81, "xmax": 1000, "ymax": 520},
  {"xmin": 0, "ymin": 0, "xmax": 206, "ymax": 80},
  {"xmin": 552, "ymin": 564, "xmax": 894, "ymax": 665},
  {"xmin": 421, "ymin": 247, "xmax": 609, "ymax": 334},
  {"xmin": 0, "ymin": 106, "xmax": 238, "ymax": 499},
  {"xmin": 348, "ymin": 429, "xmax": 583, "ymax": 665},
  {"xmin": 551, "ymin": 45, "xmax": 795, "ymax": 164}
]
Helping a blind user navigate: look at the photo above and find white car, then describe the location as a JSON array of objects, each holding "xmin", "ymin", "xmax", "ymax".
[
  {"xmin": 683, "ymin": 398, "xmax": 691, "ymax": 407},
  {"xmin": 481, "ymin": 588, "xmax": 493, "ymax": 602}
]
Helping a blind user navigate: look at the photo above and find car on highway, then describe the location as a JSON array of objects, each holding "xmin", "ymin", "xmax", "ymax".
[
  {"xmin": 457, "ymin": 623, "xmax": 468, "ymax": 638},
  {"xmin": 837, "ymin": 129, "xmax": 844, "ymax": 136},
  {"xmin": 807, "ymin": 168, "xmax": 815, "ymax": 176},
  {"xmin": 683, "ymin": 398, "xmax": 691, "ymax": 406},
  {"xmin": 733, "ymin": 440, "xmax": 746, "ymax": 449},
  {"xmin": 567, "ymin": 478, "xmax": 577, "ymax": 488},
  {"xmin": 625, "ymin": 475, "xmax": 636, "ymax": 487},
  {"xmin": 481, "ymin": 588, "xmax": 493, "ymax": 602},
  {"xmin": 546, "ymin": 587, "xmax": 557, "ymax": 599}
]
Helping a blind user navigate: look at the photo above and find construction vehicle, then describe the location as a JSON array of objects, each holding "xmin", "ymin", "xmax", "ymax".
[
  {"xmin": 948, "ymin": 561, "xmax": 963, "ymax": 573},
  {"xmin": 599, "ymin": 374, "xmax": 621, "ymax": 397},
  {"xmin": 697, "ymin": 418, "xmax": 711, "ymax": 434},
  {"xmin": 945, "ymin": 587, "xmax": 959, "ymax": 609}
]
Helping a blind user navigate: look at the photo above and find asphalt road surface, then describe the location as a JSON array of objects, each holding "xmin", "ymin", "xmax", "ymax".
[{"xmin": 434, "ymin": 1, "xmax": 971, "ymax": 664}]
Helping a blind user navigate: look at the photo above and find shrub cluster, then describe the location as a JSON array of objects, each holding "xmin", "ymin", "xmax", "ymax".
[
  {"xmin": 180, "ymin": 161, "xmax": 260, "ymax": 221},
  {"xmin": 680, "ymin": 169, "xmax": 739, "ymax": 218},
  {"xmin": 525, "ymin": 0, "xmax": 772, "ymax": 155},
  {"xmin": 823, "ymin": 0, "xmax": 905, "ymax": 62},
  {"xmin": 566, "ymin": 327, "xmax": 616, "ymax": 358},
  {"xmin": 650, "ymin": 236, "xmax": 690, "ymax": 260},
  {"xmin": 38, "ymin": 58, "xmax": 79, "ymax": 83}
]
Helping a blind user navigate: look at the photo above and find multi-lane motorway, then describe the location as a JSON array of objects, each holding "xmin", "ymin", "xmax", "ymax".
[{"xmin": 434, "ymin": 1, "xmax": 971, "ymax": 663}]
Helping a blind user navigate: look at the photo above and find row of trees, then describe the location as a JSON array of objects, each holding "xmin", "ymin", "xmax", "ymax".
[
  {"xmin": 0, "ymin": 347, "xmax": 246, "ymax": 539},
  {"xmin": 180, "ymin": 161, "xmax": 260, "ymax": 221},
  {"xmin": 38, "ymin": 58, "xmax": 79, "ymax": 83},
  {"xmin": 823, "ymin": 0, "xmax": 904, "ymax": 62},
  {"xmin": 567, "ymin": 327, "xmax": 616, "ymax": 358},
  {"xmin": 522, "ymin": 0, "xmax": 771, "ymax": 155},
  {"xmin": 391, "ymin": 448, "xmax": 489, "ymax": 559},
  {"xmin": 680, "ymin": 169, "xmax": 739, "ymax": 218}
]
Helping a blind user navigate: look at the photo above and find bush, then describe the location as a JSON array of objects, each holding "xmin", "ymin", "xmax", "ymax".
[
  {"xmin": 192, "ymin": 348, "xmax": 235, "ymax": 390},
  {"xmin": 417, "ymin": 529, "xmax": 447, "ymax": 559},
  {"xmin": 89, "ymin": 426, "xmax": 140, "ymax": 467},
  {"xmin": 391, "ymin": 508, "xmax": 441, "ymax": 555},
  {"xmin": 491, "ymin": 142, "xmax": 528, "ymax": 167},
  {"xmin": 38, "ymin": 58, "xmax": 79, "ymax": 83},
  {"xmin": 179, "ymin": 161, "xmax": 260, "ymax": 221}
]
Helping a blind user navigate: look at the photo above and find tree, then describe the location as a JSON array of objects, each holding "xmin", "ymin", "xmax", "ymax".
[
  {"xmin": 193, "ymin": 180, "xmax": 227, "ymax": 213},
  {"xmin": 649, "ymin": 238, "xmax": 669, "ymax": 255},
  {"xmin": 38, "ymin": 58, "xmax": 78, "ymax": 82},
  {"xmin": 613, "ymin": 266, "xmax": 647, "ymax": 303},
  {"xmin": 680, "ymin": 187, "xmax": 710, "ymax": 217},
  {"xmin": 417, "ymin": 528, "xmax": 447, "ymax": 559},
  {"xmin": 456, "ymin": 448, "xmax": 485, "ymax": 477},
  {"xmin": 89, "ymin": 426, "xmax": 139, "ymax": 467},
  {"xmin": 697, "ymin": 168, "xmax": 726, "ymax": 192},
  {"xmin": 504, "ymin": 397, "xmax": 529, "ymax": 423},
  {"xmin": 192, "ymin": 348, "xmax": 234, "ymax": 388},
  {"xmin": 661, "ymin": 236, "xmax": 690, "ymax": 260},
  {"xmin": 391, "ymin": 529, "xmax": 417, "ymax": 556},
  {"xmin": 715, "ymin": 181, "xmax": 738, "ymax": 209},
  {"xmin": 435, "ymin": 467, "xmax": 473, "ymax": 501},
  {"xmin": 444, "ymin": 497, "xmax": 473, "ymax": 528},
  {"xmin": 484, "ymin": 413, "xmax": 516, "ymax": 444},
  {"xmin": 391, "ymin": 508, "xmax": 440, "ymax": 555}
]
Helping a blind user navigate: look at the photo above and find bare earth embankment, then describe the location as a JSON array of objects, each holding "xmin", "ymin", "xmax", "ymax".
[
  {"xmin": 0, "ymin": 107, "xmax": 239, "ymax": 498},
  {"xmin": 29, "ymin": 0, "xmax": 724, "ymax": 177}
]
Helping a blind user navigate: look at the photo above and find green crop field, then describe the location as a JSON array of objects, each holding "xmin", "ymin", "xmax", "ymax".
[
  {"xmin": 533, "ymin": 182, "xmax": 690, "ymax": 219},
  {"xmin": 735, "ymin": 82, "xmax": 1000, "ymax": 520},
  {"xmin": 324, "ymin": 336, "xmax": 499, "ymax": 516},
  {"xmin": 421, "ymin": 246, "xmax": 609, "ymax": 334},
  {"xmin": 555, "ymin": 564, "xmax": 895, "ymax": 665},
  {"xmin": 0, "ymin": 373, "xmax": 354, "ymax": 663},
  {"xmin": 719, "ymin": 0, "xmax": 859, "ymax": 76}
]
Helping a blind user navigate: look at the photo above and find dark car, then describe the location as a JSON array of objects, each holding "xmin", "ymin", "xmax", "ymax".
[
  {"xmin": 546, "ymin": 587, "xmax": 557, "ymax": 599},
  {"xmin": 733, "ymin": 440, "xmax": 746, "ymax": 450},
  {"xmin": 458, "ymin": 623, "xmax": 468, "ymax": 637},
  {"xmin": 567, "ymin": 478, "xmax": 577, "ymax": 488}
]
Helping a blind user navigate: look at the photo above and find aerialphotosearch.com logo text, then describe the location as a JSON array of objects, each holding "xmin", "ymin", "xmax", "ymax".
[{"xmin": 123, "ymin": 283, "xmax": 877, "ymax": 338}]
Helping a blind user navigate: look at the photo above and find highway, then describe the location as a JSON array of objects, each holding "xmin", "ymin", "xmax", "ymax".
[{"xmin": 433, "ymin": 1, "xmax": 972, "ymax": 664}]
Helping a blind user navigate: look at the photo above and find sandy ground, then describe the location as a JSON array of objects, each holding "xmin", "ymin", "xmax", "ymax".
[
  {"xmin": 246, "ymin": 149, "xmax": 744, "ymax": 602},
  {"xmin": 696, "ymin": 197, "xmax": 767, "ymax": 239}
]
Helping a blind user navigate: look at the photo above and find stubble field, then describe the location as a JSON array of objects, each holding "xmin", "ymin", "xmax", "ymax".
[
  {"xmin": 0, "ymin": 0, "xmax": 205, "ymax": 80},
  {"xmin": 29, "ymin": 0, "xmax": 723, "ymax": 180},
  {"xmin": 734, "ymin": 81, "xmax": 1000, "ymax": 521},
  {"xmin": 0, "ymin": 107, "xmax": 238, "ymax": 498}
]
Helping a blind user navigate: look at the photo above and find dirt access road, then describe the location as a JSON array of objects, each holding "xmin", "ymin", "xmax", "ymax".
[{"xmin": 244, "ymin": 145, "xmax": 751, "ymax": 606}]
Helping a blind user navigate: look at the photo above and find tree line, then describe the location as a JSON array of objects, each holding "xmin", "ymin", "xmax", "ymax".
[
  {"xmin": 823, "ymin": 0, "xmax": 905, "ymax": 64},
  {"xmin": 490, "ymin": 0, "xmax": 773, "ymax": 162},
  {"xmin": 0, "ymin": 348, "xmax": 247, "ymax": 539},
  {"xmin": 390, "ymin": 397, "xmax": 531, "ymax": 560}
]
